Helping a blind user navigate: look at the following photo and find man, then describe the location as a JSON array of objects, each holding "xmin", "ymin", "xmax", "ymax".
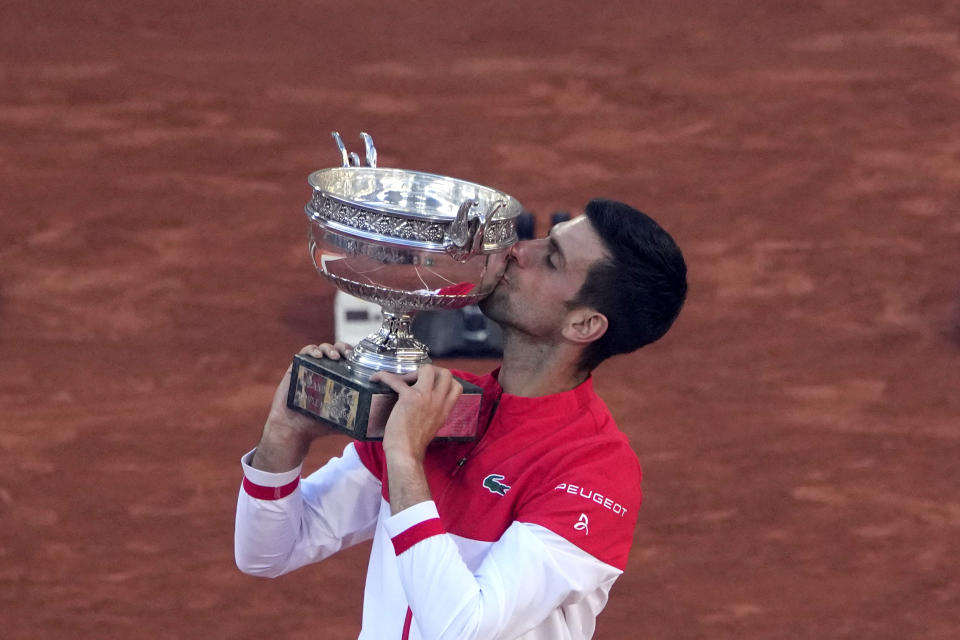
[{"xmin": 235, "ymin": 198, "xmax": 687, "ymax": 639}]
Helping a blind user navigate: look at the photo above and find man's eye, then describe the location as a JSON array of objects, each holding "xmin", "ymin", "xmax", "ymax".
[{"xmin": 544, "ymin": 252, "xmax": 556, "ymax": 269}]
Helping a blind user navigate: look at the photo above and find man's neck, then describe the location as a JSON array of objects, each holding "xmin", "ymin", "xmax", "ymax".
[{"xmin": 497, "ymin": 332, "xmax": 589, "ymax": 397}]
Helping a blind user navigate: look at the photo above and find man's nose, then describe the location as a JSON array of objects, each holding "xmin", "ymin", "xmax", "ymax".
[
  {"xmin": 510, "ymin": 238, "xmax": 547, "ymax": 268},
  {"xmin": 509, "ymin": 240, "xmax": 531, "ymax": 267}
]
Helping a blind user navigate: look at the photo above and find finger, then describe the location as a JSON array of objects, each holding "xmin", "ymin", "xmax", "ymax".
[
  {"xmin": 319, "ymin": 343, "xmax": 342, "ymax": 359},
  {"xmin": 434, "ymin": 367, "xmax": 453, "ymax": 391},
  {"xmin": 332, "ymin": 342, "xmax": 353, "ymax": 356},
  {"xmin": 371, "ymin": 369, "xmax": 418, "ymax": 384},
  {"xmin": 304, "ymin": 343, "xmax": 348, "ymax": 360},
  {"xmin": 298, "ymin": 344, "xmax": 333, "ymax": 360},
  {"xmin": 442, "ymin": 379, "xmax": 462, "ymax": 414},
  {"xmin": 414, "ymin": 364, "xmax": 436, "ymax": 389},
  {"xmin": 372, "ymin": 370, "xmax": 413, "ymax": 394}
]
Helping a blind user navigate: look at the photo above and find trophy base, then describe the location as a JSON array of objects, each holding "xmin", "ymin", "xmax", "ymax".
[{"xmin": 287, "ymin": 354, "xmax": 480, "ymax": 441}]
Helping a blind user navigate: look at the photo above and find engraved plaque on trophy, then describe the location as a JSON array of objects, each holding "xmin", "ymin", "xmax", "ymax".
[{"xmin": 286, "ymin": 132, "xmax": 523, "ymax": 440}]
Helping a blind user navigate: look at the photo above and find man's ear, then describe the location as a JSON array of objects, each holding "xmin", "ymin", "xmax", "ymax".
[{"xmin": 562, "ymin": 308, "xmax": 608, "ymax": 344}]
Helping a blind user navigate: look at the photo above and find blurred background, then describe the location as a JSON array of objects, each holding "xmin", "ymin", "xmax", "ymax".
[{"xmin": 1, "ymin": 1, "xmax": 958, "ymax": 638}]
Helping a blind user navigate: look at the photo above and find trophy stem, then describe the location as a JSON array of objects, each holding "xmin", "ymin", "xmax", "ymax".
[{"xmin": 347, "ymin": 310, "xmax": 430, "ymax": 376}]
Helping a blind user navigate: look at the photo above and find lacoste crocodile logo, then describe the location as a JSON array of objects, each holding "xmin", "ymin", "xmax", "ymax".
[{"xmin": 482, "ymin": 473, "xmax": 511, "ymax": 496}]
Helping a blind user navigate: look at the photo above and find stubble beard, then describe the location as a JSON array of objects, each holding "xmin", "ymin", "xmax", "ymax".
[
  {"xmin": 479, "ymin": 285, "xmax": 555, "ymax": 341},
  {"xmin": 480, "ymin": 284, "xmax": 534, "ymax": 336},
  {"xmin": 478, "ymin": 286, "xmax": 510, "ymax": 327}
]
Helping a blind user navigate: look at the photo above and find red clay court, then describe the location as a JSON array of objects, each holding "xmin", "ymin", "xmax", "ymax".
[{"xmin": 1, "ymin": 1, "xmax": 958, "ymax": 638}]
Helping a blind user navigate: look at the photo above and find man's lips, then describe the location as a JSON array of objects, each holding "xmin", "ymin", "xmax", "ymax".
[{"xmin": 499, "ymin": 258, "xmax": 517, "ymax": 285}]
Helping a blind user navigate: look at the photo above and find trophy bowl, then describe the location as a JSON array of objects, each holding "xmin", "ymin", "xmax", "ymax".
[
  {"xmin": 307, "ymin": 167, "xmax": 522, "ymax": 307},
  {"xmin": 286, "ymin": 132, "xmax": 524, "ymax": 440}
]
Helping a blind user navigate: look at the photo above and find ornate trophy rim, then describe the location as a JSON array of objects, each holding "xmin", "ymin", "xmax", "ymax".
[{"xmin": 305, "ymin": 166, "xmax": 522, "ymax": 256}]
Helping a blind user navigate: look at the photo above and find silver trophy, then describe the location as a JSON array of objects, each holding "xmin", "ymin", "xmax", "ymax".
[{"xmin": 286, "ymin": 132, "xmax": 523, "ymax": 440}]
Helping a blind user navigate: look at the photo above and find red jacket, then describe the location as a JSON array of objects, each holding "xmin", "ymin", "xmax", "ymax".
[{"xmin": 236, "ymin": 369, "xmax": 642, "ymax": 639}]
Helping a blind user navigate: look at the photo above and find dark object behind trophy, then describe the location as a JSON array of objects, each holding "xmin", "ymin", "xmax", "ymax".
[{"xmin": 286, "ymin": 132, "xmax": 523, "ymax": 440}]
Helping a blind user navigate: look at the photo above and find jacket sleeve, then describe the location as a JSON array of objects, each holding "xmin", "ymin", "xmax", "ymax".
[
  {"xmin": 383, "ymin": 501, "xmax": 624, "ymax": 640},
  {"xmin": 234, "ymin": 442, "xmax": 382, "ymax": 578}
]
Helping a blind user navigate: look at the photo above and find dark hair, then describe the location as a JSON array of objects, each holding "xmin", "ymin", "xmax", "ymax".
[{"xmin": 570, "ymin": 198, "xmax": 687, "ymax": 371}]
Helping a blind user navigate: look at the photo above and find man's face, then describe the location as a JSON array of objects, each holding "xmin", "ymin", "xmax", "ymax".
[{"xmin": 480, "ymin": 215, "xmax": 609, "ymax": 338}]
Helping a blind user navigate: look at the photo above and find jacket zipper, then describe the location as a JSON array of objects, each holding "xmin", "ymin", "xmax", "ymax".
[{"xmin": 449, "ymin": 398, "xmax": 500, "ymax": 477}]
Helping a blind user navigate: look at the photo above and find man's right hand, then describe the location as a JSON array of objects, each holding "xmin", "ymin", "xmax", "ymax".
[{"xmin": 250, "ymin": 343, "xmax": 351, "ymax": 472}]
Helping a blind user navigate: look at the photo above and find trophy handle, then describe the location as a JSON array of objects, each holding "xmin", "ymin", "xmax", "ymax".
[
  {"xmin": 445, "ymin": 198, "xmax": 504, "ymax": 263},
  {"xmin": 331, "ymin": 131, "xmax": 378, "ymax": 168},
  {"xmin": 470, "ymin": 200, "xmax": 504, "ymax": 254},
  {"xmin": 331, "ymin": 131, "xmax": 350, "ymax": 167},
  {"xmin": 447, "ymin": 199, "xmax": 477, "ymax": 247},
  {"xmin": 360, "ymin": 131, "xmax": 377, "ymax": 167}
]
